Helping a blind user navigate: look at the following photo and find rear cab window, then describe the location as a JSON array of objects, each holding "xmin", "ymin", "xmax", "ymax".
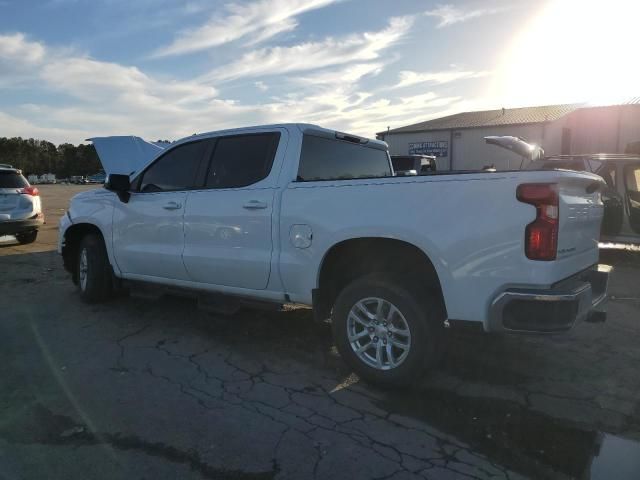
[
  {"xmin": 297, "ymin": 135, "xmax": 391, "ymax": 182},
  {"xmin": 0, "ymin": 170, "xmax": 29, "ymax": 189}
]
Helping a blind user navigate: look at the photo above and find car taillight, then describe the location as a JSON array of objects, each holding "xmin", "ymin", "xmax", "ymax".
[
  {"xmin": 19, "ymin": 186, "xmax": 39, "ymax": 196},
  {"xmin": 516, "ymin": 183, "xmax": 558, "ymax": 261}
]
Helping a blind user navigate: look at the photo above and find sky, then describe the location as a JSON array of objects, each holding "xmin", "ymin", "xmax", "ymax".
[{"xmin": 0, "ymin": 0, "xmax": 639, "ymax": 144}]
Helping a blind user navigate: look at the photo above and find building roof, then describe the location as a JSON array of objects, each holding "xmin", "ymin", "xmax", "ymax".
[{"xmin": 383, "ymin": 103, "xmax": 582, "ymax": 135}]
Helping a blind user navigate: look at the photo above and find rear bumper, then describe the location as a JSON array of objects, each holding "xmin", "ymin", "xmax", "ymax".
[
  {"xmin": 488, "ymin": 264, "xmax": 611, "ymax": 333},
  {"xmin": 0, "ymin": 215, "xmax": 44, "ymax": 235}
]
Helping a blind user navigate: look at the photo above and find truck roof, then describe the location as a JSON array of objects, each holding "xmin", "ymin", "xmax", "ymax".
[
  {"xmin": 89, "ymin": 123, "xmax": 389, "ymax": 176},
  {"xmin": 184, "ymin": 123, "xmax": 388, "ymax": 150}
]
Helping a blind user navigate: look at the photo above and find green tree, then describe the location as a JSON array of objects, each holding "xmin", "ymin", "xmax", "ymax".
[{"xmin": 0, "ymin": 137, "xmax": 101, "ymax": 177}]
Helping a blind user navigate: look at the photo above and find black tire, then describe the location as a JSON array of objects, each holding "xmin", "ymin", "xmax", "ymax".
[
  {"xmin": 15, "ymin": 230, "xmax": 38, "ymax": 244},
  {"xmin": 332, "ymin": 274, "xmax": 444, "ymax": 388},
  {"xmin": 77, "ymin": 233, "xmax": 113, "ymax": 303}
]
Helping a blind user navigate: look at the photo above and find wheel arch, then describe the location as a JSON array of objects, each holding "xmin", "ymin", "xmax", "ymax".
[
  {"xmin": 314, "ymin": 237, "xmax": 448, "ymax": 322},
  {"xmin": 61, "ymin": 222, "xmax": 111, "ymax": 283}
]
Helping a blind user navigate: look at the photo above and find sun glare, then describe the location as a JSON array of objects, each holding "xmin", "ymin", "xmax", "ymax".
[{"xmin": 491, "ymin": 0, "xmax": 640, "ymax": 107}]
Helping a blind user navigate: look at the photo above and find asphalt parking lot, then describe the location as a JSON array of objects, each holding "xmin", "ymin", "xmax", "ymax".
[{"xmin": 1, "ymin": 185, "xmax": 640, "ymax": 480}]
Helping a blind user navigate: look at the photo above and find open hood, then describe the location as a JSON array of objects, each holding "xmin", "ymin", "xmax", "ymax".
[
  {"xmin": 484, "ymin": 136, "xmax": 544, "ymax": 162},
  {"xmin": 88, "ymin": 136, "xmax": 169, "ymax": 176}
]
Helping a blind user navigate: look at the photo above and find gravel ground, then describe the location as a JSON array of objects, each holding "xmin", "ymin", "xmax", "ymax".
[{"xmin": 1, "ymin": 184, "xmax": 639, "ymax": 480}]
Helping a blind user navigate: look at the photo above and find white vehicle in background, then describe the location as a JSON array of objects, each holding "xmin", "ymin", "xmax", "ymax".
[
  {"xmin": 27, "ymin": 174, "xmax": 39, "ymax": 184},
  {"xmin": 0, "ymin": 164, "xmax": 43, "ymax": 244},
  {"xmin": 39, "ymin": 173, "xmax": 56, "ymax": 184},
  {"xmin": 59, "ymin": 124, "xmax": 610, "ymax": 387}
]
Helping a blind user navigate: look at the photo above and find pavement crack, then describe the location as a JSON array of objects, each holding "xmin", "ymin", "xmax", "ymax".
[{"xmin": 0, "ymin": 403, "xmax": 276, "ymax": 480}]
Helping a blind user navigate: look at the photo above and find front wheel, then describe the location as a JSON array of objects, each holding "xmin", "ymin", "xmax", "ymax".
[
  {"xmin": 332, "ymin": 274, "xmax": 444, "ymax": 387},
  {"xmin": 77, "ymin": 233, "xmax": 113, "ymax": 303}
]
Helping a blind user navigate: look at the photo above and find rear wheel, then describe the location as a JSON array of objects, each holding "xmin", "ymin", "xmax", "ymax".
[
  {"xmin": 77, "ymin": 233, "xmax": 113, "ymax": 303},
  {"xmin": 15, "ymin": 230, "xmax": 38, "ymax": 244},
  {"xmin": 332, "ymin": 274, "xmax": 444, "ymax": 387}
]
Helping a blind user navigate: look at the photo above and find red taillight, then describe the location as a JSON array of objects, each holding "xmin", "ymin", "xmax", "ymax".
[
  {"xmin": 517, "ymin": 183, "xmax": 558, "ymax": 261},
  {"xmin": 19, "ymin": 186, "xmax": 39, "ymax": 196}
]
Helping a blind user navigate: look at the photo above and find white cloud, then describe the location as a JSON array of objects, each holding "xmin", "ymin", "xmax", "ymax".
[
  {"xmin": 0, "ymin": 27, "xmax": 486, "ymax": 144},
  {"xmin": 293, "ymin": 62, "xmax": 384, "ymax": 86},
  {"xmin": 154, "ymin": 0, "xmax": 340, "ymax": 57},
  {"xmin": 0, "ymin": 111, "xmax": 91, "ymax": 145},
  {"xmin": 393, "ymin": 69, "xmax": 489, "ymax": 89},
  {"xmin": 0, "ymin": 33, "xmax": 217, "ymax": 104},
  {"xmin": 0, "ymin": 33, "xmax": 45, "ymax": 64},
  {"xmin": 41, "ymin": 57, "xmax": 217, "ymax": 105},
  {"xmin": 425, "ymin": 4, "xmax": 504, "ymax": 28},
  {"xmin": 203, "ymin": 16, "xmax": 413, "ymax": 81}
]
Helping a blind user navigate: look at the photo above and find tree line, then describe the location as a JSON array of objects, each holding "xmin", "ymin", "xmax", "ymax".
[{"xmin": 0, "ymin": 137, "xmax": 101, "ymax": 178}]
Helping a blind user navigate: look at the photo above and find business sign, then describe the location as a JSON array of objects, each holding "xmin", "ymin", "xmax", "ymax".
[{"xmin": 408, "ymin": 141, "xmax": 448, "ymax": 157}]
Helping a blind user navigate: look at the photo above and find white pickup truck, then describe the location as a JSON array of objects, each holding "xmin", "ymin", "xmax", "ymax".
[{"xmin": 58, "ymin": 124, "xmax": 610, "ymax": 386}]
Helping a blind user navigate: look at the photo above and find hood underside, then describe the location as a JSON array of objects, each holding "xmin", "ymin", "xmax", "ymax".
[
  {"xmin": 88, "ymin": 136, "xmax": 169, "ymax": 176},
  {"xmin": 484, "ymin": 136, "xmax": 544, "ymax": 162}
]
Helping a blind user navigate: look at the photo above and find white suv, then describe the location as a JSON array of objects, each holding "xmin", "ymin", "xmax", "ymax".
[{"xmin": 0, "ymin": 164, "xmax": 43, "ymax": 244}]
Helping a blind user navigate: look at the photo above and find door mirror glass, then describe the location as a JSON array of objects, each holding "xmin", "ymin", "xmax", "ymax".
[
  {"xmin": 105, "ymin": 174, "xmax": 130, "ymax": 192},
  {"xmin": 105, "ymin": 174, "xmax": 131, "ymax": 203}
]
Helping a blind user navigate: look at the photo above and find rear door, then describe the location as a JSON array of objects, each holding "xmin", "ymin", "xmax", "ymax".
[
  {"xmin": 182, "ymin": 130, "xmax": 285, "ymax": 289},
  {"xmin": 112, "ymin": 139, "xmax": 210, "ymax": 280}
]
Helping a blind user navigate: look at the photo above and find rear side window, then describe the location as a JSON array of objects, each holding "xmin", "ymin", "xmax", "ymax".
[
  {"xmin": 0, "ymin": 171, "xmax": 28, "ymax": 188},
  {"xmin": 297, "ymin": 135, "xmax": 391, "ymax": 181},
  {"xmin": 139, "ymin": 140, "xmax": 208, "ymax": 193},
  {"xmin": 206, "ymin": 133, "xmax": 280, "ymax": 189}
]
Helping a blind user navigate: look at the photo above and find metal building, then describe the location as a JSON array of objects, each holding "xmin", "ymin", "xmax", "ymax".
[{"xmin": 378, "ymin": 100, "xmax": 640, "ymax": 170}]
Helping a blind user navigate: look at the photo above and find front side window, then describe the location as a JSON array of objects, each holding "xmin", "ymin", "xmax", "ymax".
[
  {"xmin": 138, "ymin": 140, "xmax": 208, "ymax": 193},
  {"xmin": 297, "ymin": 135, "xmax": 391, "ymax": 181},
  {"xmin": 205, "ymin": 133, "xmax": 280, "ymax": 189}
]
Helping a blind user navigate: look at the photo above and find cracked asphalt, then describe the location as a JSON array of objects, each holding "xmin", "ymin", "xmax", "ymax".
[{"xmin": 1, "ymin": 185, "xmax": 639, "ymax": 480}]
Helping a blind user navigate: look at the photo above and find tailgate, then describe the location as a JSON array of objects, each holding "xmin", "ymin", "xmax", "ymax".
[
  {"xmin": 0, "ymin": 189, "xmax": 21, "ymax": 216},
  {"xmin": 557, "ymin": 175, "xmax": 605, "ymax": 259}
]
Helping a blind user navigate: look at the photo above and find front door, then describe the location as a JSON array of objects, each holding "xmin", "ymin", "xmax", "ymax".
[
  {"xmin": 183, "ymin": 131, "xmax": 283, "ymax": 289},
  {"xmin": 112, "ymin": 139, "xmax": 210, "ymax": 280}
]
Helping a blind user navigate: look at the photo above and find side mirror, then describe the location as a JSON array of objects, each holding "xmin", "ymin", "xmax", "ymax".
[{"xmin": 105, "ymin": 174, "xmax": 131, "ymax": 203}]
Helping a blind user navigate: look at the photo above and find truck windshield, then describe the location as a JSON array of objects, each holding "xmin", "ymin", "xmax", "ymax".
[{"xmin": 297, "ymin": 134, "xmax": 391, "ymax": 181}]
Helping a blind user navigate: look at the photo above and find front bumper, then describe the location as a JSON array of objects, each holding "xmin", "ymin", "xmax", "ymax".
[
  {"xmin": 488, "ymin": 264, "xmax": 611, "ymax": 333},
  {"xmin": 0, "ymin": 214, "xmax": 44, "ymax": 236}
]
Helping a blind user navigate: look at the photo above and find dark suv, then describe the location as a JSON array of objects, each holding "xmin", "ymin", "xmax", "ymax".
[{"xmin": 526, "ymin": 154, "xmax": 640, "ymax": 245}]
